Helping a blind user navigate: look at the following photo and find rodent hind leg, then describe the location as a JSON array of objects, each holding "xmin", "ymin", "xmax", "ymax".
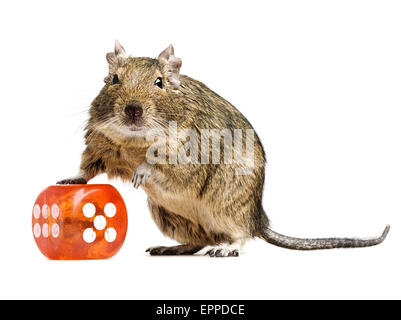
[
  {"xmin": 147, "ymin": 198, "xmax": 229, "ymax": 254},
  {"xmin": 146, "ymin": 244, "xmax": 204, "ymax": 256}
]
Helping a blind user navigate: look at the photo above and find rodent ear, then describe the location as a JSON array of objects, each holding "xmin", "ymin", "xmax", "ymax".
[
  {"xmin": 158, "ymin": 44, "xmax": 182, "ymax": 90},
  {"xmin": 114, "ymin": 39, "xmax": 127, "ymax": 58},
  {"xmin": 105, "ymin": 40, "xmax": 127, "ymax": 82},
  {"xmin": 106, "ymin": 40, "xmax": 127, "ymax": 65},
  {"xmin": 158, "ymin": 44, "xmax": 175, "ymax": 61}
]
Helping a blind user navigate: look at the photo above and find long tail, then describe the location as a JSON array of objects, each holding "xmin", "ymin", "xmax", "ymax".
[{"xmin": 260, "ymin": 225, "xmax": 390, "ymax": 250}]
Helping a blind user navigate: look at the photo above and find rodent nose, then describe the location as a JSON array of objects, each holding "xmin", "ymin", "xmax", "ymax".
[{"xmin": 125, "ymin": 104, "xmax": 143, "ymax": 119}]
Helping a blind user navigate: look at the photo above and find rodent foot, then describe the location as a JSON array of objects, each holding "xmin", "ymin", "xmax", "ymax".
[
  {"xmin": 146, "ymin": 244, "xmax": 204, "ymax": 256},
  {"xmin": 56, "ymin": 177, "xmax": 87, "ymax": 185},
  {"xmin": 204, "ymin": 244, "xmax": 240, "ymax": 258},
  {"xmin": 132, "ymin": 164, "xmax": 152, "ymax": 188}
]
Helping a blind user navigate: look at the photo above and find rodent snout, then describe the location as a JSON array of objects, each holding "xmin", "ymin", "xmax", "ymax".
[{"xmin": 124, "ymin": 104, "xmax": 143, "ymax": 120}]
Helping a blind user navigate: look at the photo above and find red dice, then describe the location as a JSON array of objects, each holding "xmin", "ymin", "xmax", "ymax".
[{"xmin": 32, "ymin": 184, "xmax": 128, "ymax": 260}]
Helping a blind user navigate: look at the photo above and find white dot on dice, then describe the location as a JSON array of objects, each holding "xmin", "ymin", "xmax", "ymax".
[
  {"xmin": 52, "ymin": 223, "xmax": 60, "ymax": 238},
  {"xmin": 51, "ymin": 204, "xmax": 59, "ymax": 219},
  {"xmin": 83, "ymin": 228, "xmax": 96, "ymax": 243},
  {"xmin": 94, "ymin": 215, "xmax": 106, "ymax": 230},
  {"xmin": 33, "ymin": 223, "xmax": 41, "ymax": 238},
  {"xmin": 42, "ymin": 204, "xmax": 50, "ymax": 219},
  {"xmin": 42, "ymin": 223, "xmax": 49, "ymax": 238},
  {"xmin": 33, "ymin": 204, "xmax": 41, "ymax": 219},
  {"xmin": 104, "ymin": 203, "xmax": 116, "ymax": 217},
  {"xmin": 83, "ymin": 203, "xmax": 96, "ymax": 218},
  {"xmin": 104, "ymin": 227, "xmax": 117, "ymax": 242}
]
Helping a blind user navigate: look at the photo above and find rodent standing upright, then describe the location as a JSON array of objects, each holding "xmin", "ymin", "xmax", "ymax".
[{"xmin": 58, "ymin": 41, "xmax": 390, "ymax": 256}]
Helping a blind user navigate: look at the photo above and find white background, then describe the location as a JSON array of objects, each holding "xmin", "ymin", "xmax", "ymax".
[{"xmin": 0, "ymin": 0, "xmax": 400, "ymax": 299}]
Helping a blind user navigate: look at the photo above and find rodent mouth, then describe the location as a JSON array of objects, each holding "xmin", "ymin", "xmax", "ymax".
[
  {"xmin": 108, "ymin": 121, "xmax": 148, "ymax": 138},
  {"xmin": 119, "ymin": 116, "xmax": 145, "ymax": 132},
  {"xmin": 129, "ymin": 126, "xmax": 144, "ymax": 132}
]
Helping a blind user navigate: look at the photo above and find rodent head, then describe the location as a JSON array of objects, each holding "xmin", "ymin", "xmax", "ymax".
[{"xmin": 89, "ymin": 40, "xmax": 182, "ymax": 141}]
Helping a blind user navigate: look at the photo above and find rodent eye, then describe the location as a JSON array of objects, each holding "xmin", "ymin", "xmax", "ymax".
[
  {"xmin": 154, "ymin": 77, "xmax": 163, "ymax": 89},
  {"xmin": 112, "ymin": 74, "xmax": 119, "ymax": 85}
]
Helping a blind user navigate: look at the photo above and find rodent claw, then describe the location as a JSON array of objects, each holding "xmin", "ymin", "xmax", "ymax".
[
  {"xmin": 228, "ymin": 249, "xmax": 239, "ymax": 257},
  {"xmin": 215, "ymin": 249, "xmax": 223, "ymax": 257},
  {"xmin": 204, "ymin": 246, "xmax": 240, "ymax": 258},
  {"xmin": 132, "ymin": 165, "xmax": 151, "ymax": 189}
]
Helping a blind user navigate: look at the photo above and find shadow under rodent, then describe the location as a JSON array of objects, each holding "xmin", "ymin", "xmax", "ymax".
[{"xmin": 57, "ymin": 40, "xmax": 390, "ymax": 257}]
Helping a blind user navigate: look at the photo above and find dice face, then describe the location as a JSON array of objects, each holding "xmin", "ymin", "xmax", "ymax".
[{"xmin": 32, "ymin": 184, "xmax": 128, "ymax": 260}]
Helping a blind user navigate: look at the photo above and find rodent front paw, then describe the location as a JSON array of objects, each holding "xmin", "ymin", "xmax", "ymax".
[
  {"xmin": 132, "ymin": 164, "xmax": 152, "ymax": 188},
  {"xmin": 56, "ymin": 177, "xmax": 87, "ymax": 185}
]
